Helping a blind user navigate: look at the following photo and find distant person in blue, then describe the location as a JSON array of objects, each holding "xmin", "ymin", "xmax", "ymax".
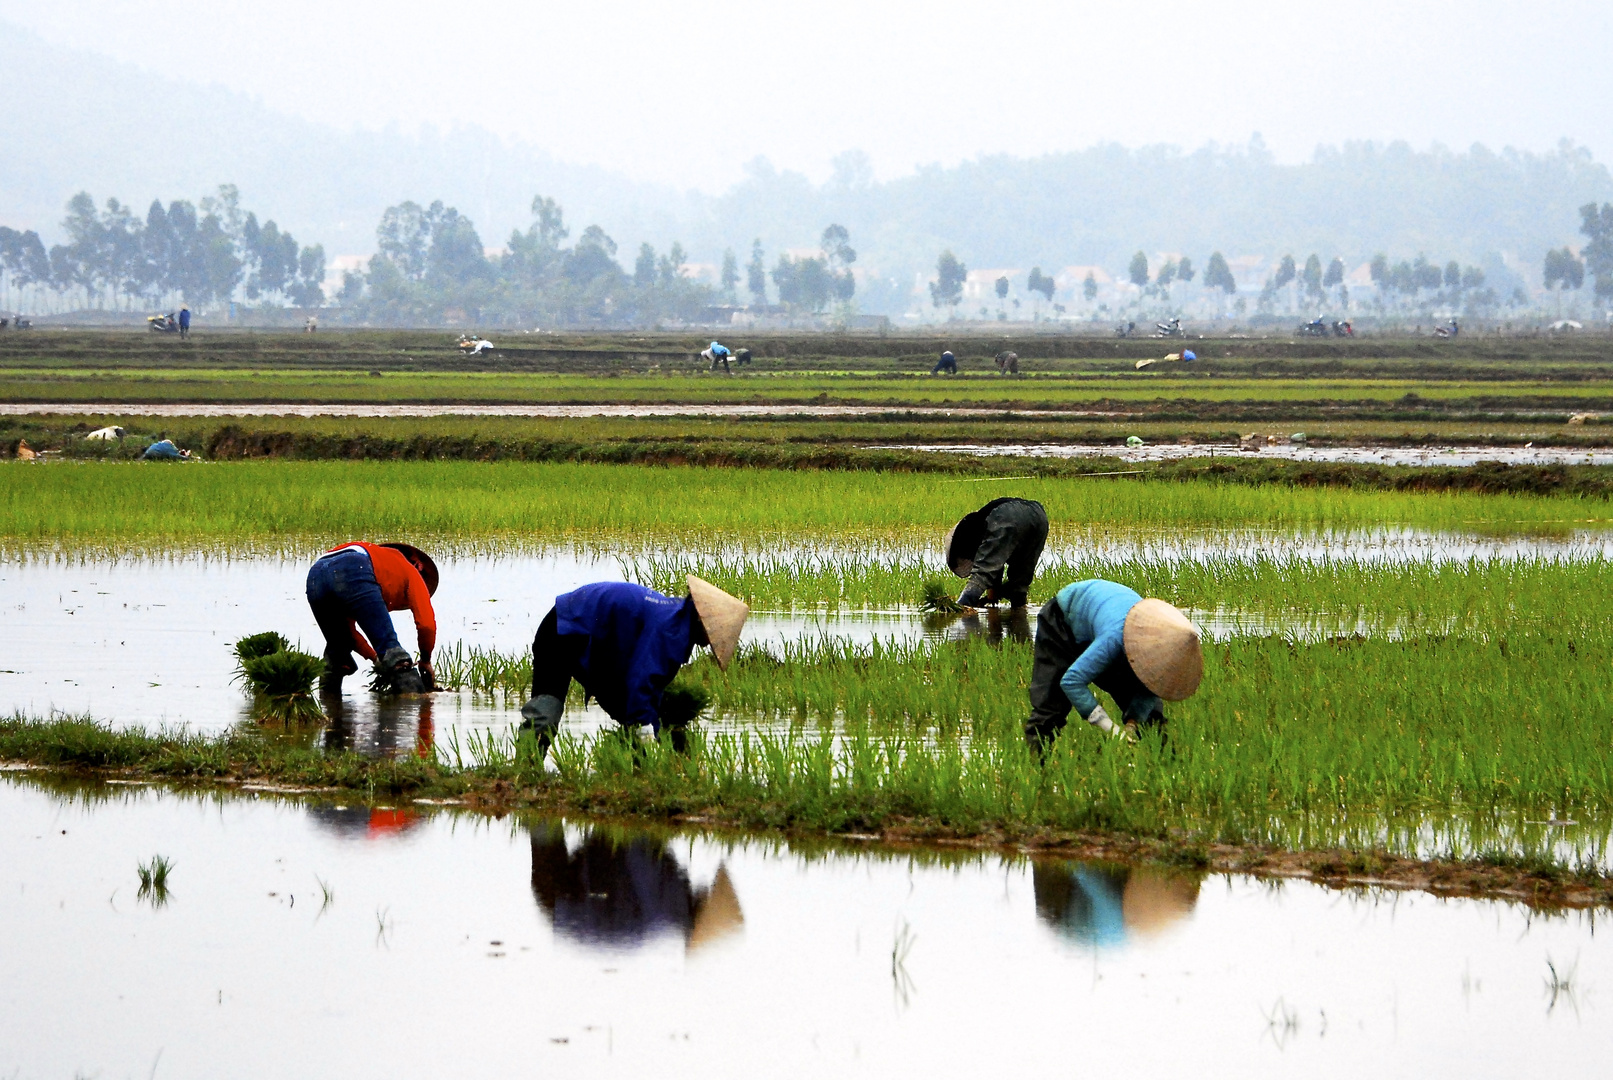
[
  {"xmin": 1024, "ymin": 579, "xmax": 1203, "ymax": 752},
  {"xmin": 519, "ymin": 576, "xmax": 749, "ymax": 757},
  {"xmin": 178, "ymin": 305, "xmax": 191, "ymax": 338},
  {"xmin": 702, "ymin": 341, "xmax": 733, "ymax": 372},
  {"xmin": 932, "ymin": 349, "xmax": 957, "ymax": 375},
  {"xmin": 141, "ymin": 436, "xmax": 193, "ymax": 461}
]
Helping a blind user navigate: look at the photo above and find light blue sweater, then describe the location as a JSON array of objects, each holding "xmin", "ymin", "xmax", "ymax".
[{"xmin": 1055, "ymin": 579, "xmax": 1144, "ymax": 718}]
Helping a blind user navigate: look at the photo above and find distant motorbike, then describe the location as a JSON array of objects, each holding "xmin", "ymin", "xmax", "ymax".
[
  {"xmin": 147, "ymin": 313, "xmax": 180, "ymax": 333},
  {"xmin": 4, "ymin": 315, "xmax": 30, "ymax": 330},
  {"xmin": 1154, "ymin": 318, "xmax": 1183, "ymax": 338},
  {"xmin": 1332, "ymin": 320, "xmax": 1354, "ymax": 338},
  {"xmin": 1114, "ymin": 321, "xmax": 1136, "ymax": 338},
  {"xmin": 1434, "ymin": 319, "xmax": 1459, "ymax": 338},
  {"xmin": 1297, "ymin": 318, "xmax": 1329, "ymax": 337}
]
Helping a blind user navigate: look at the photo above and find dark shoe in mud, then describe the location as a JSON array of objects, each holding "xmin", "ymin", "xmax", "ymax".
[
  {"xmin": 1024, "ymin": 721, "xmax": 1056, "ymax": 758},
  {"xmin": 516, "ymin": 720, "xmax": 554, "ymax": 762}
]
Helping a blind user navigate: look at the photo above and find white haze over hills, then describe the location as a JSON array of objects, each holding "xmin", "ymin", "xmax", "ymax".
[{"xmin": 3, "ymin": 2, "xmax": 1612, "ymax": 312}]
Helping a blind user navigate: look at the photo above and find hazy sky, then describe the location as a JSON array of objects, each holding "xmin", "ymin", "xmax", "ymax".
[{"xmin": 6, "ymin": 0, "xmax": 1611, "ymax": 191}]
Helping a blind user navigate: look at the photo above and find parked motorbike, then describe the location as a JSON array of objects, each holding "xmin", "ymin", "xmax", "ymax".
[
  {"xmin": 147, "ymin": 313, "xmax": 180, "ymax": 333},
  {"xmin": 1332, "ymin": 320, "xmax": 1354, "ymax": 337},
  {"xmin": 1434, "ymin": 319, "xmax": 1459, "ymax": 338},
  {"xmin": 1114, "ymin": 321, "xmax": 1136, "ymax": 338},
  {"xmin": 1297, "ymin": 318, "xmax": 1329, "ymax": 337},
  {"xmin": 1154, "ymin": 318, "xmax": 1183, "ymax": 338},
  {"xmin": 14, "ymin": 316, "xmax": 29, "ymax": 329}
]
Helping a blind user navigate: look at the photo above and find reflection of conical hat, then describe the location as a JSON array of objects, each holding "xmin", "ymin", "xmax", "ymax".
[
  {"xmin": 1121, "ymin": 868, "xmax": 1201, "ymax": 938},
  {"xmin": 687, "ymin": 575, "xmax": 749, "ymax": 670},
  {"xmin": 687, "ymin": 864, "xmax": 745, "ymax": 954},
  {"xmin": 1123, "ymin": 598, "xmax": 1203, "ymax": 700}
]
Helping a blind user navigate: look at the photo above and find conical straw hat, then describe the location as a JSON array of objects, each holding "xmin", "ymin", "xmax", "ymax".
[
  {"xmin": 1122, "ymin": 598, "xmax": 1203, "ymax": 701},
  {"xmin": 687, "ymin": 575, "xmax": 749, "ymax": 670},
  {"xmin": 942, "ymin": 523, "xmax": 972, "ymax": 578}
]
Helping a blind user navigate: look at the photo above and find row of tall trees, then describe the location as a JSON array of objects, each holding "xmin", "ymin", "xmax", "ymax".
[
  {"xmin": 0, "ymin": 185, "xmax": 324, "ymax": 313},
  {"xmin": 340, "ymin": 195, "xmax": 861, "ymax": 326}
]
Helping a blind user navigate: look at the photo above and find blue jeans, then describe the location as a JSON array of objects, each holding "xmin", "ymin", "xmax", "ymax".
[{"xmin": 306, "ymin": 548, "xmax": 401, "ymax": 669}]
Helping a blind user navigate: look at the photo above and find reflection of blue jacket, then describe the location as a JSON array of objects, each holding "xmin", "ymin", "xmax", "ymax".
[
  {"xmin": 709, "ymin": 341, "xmax": 729, "ymax": 358},
  {"xmin": 555, "ymin": 582, "xmax": 695, "ymax": 730},
  {"xmin": 1055, "ymin": 579, "xmax": 1143, "ymax": 718}
]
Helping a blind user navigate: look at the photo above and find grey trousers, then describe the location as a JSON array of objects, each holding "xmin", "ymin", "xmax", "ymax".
[
  {"xmin": 1026, "ymin": 596, "xmax": 1165, "ymax": 741},
  {"xmin": 965, "ymin": 499, "xmax": 1048, "ymax": 607}
]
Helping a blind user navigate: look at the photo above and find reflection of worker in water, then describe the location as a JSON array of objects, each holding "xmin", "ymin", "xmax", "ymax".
[
  {"xmin": 322, "ymin": 691, "xmax": 435, "ymax": 760},
  {"xmin": 1032, "ymin": 862, "xmax": 1200, "ymax": 947},
  {"xmin": 528, "ymin": 824, "xmax": 743, "ymax": 952},
  {"xmin": 944, "ymin": 497, "xmax": 1049, "ymax": 614}
]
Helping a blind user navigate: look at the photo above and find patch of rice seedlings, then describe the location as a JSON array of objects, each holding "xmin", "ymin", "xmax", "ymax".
[
  {"xmin": 659, "ymin": 679, "xmax": 711, "ymax": 728},
  {"xmin": 233, "ymin": 631, "xmax": 290, "ymax": 667},
  {"xmin": 137, "ymin": 854, "xmax": 173, "ymax": 906}
]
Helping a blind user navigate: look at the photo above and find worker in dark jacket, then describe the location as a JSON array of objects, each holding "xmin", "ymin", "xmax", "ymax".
[
  {"xmin": 519, "ymin": 576, "xmax": 749, "ymax": 756},
  {"xmin": 178, "ymin": 305, "xmax": 191, "ymax": 337},
  {"xmin": 931, "ymin": 349, "xmax": 958, "ymax": 375},
  {"xmin": 306, "ymin": 541, "xmax": 438, "ymax": 693},
  {"xmin": 944, "ymin": 497, "xmax": 1049, "ymax": 611},
  {"xmin": 1025, "ymin": 579, "xmax": 1202, "ymax": 751}
]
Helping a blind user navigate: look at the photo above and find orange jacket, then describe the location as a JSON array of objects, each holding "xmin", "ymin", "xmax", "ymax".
[{"xmin": 328, "ymin": 542, "xmax": 437, "ymax": 660}]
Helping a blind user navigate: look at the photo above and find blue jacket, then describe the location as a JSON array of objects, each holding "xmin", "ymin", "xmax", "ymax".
[
  {"xmin": 709, "ymin": 341, "xmax": 730, "ymax": 357},
  {"xmin": 178, "ymin": 309, "xmax": 191, "ymax": 328},
  {"xmin": 1054, "ymin": 579, "xmax": 1143, "ymax": 718},
  {"xmin": 555, "ymin": 582, "xmax": 695, "ymax": 730}
]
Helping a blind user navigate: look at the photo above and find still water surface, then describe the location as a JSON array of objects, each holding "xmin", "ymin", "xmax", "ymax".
[{"xmin": 0, "ymin": 776, "xmax": 1604, "ymax": 1079}]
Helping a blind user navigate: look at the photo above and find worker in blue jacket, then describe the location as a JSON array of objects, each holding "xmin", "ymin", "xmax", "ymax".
[
  {"xmin": 519, "ymin": 576, "xmax": 749, "ymax": 757},
  {"xmin": 1025, "ymin": 579, "xmax": 1203, "ymax": 752}
]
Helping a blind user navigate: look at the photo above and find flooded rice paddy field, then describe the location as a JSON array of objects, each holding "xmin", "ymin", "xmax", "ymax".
[
  {"xmin": 882, "ymin": 442, "xmax": 1613, "ymax": 467},
  {"xmin": 1, "ymin": 775, "xmax": 1606, "ymax": 1079},
  {"xmin": 8, "ymin": 527, "xmax": 1613, "ymax": 744}
]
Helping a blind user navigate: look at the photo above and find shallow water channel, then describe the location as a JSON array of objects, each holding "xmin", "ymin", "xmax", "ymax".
[{"xmin": 1, "ymin": 775, "xmax": 1605, "ymax": 1078}]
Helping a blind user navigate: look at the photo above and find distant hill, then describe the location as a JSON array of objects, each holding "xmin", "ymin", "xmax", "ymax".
[{"xmin": 4, "ymin": 20, "xmax": 1610, "ymax": 314}]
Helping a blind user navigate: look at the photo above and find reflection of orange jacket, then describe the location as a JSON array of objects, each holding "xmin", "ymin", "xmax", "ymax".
[{"xmin": 327, "ymin": 542, "xmax": 437, "ymax": 660}]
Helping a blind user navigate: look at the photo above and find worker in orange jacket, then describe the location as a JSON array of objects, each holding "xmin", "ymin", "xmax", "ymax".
[{"xmin": 305, "ymin": 542, "xmax": 438, "ymax": 692}]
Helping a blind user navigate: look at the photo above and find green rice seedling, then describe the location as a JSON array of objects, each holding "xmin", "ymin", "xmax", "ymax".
[
  {"xmin": 920, "ymin": 579, "xmax": 964, "ymax": 614},
  {"xmin": 137, "ymin": 854, "xmax": 173, "ymax": 906}
]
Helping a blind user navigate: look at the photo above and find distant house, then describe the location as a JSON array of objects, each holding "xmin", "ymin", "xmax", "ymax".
[{"xmin": 962, "ymin": 269, "xmax": 1023, "ymax": 301}]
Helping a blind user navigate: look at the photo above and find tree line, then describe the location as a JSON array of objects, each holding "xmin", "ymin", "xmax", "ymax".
[
  {"xmin": 0, "ymin": 185, "xmax": 324, "ymax": 313},
  {"xmin": 339, "ymin": 195, "xmax": 857, "ymax": 327}
]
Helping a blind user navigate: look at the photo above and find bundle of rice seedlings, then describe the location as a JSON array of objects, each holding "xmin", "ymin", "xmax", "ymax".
[
  {"xmin": 235, "ymin": 635, "xmax": 324, "ymax": 722},
  {"xmin": 659, "ymin": 679, "xmax": 712, "ymax": 728},
  {"xmin": 234, "ymin": 631, "xmax": 291, "ymax": 670},
  {"xmin": 920, "ymin": 579, "xmax": 964, "ymax": 614}
]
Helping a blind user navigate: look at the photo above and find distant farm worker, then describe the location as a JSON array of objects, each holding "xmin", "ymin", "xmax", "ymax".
[
  {"xmin": 178, "ymin": 305, "xmax": 191, "ymax": 338},
  {"xmin": 306, "ymin": 542, "xmax": 439, "ymax": 694},
  {"xmin": 994, "ymin": 350, "xmax": 1019, "ymax": 375},
  {"xmin": 519, "ymin": 576, "xmax": 749, "ymax": 757},
  {"xmin": 702, "ymin": 341, "xmax": 733, "ymax": 372},
  {"xmin": 141, "ymin": 437, "xmax": 193, "ymax": 460},
  {"xmin": 944, "ymin": 497, "xmax": 1049, "ymax": 612},
  {"xmin": 932, "ymin": 349, "xmax": 958, "ymax": 375},
  {"xmin": 733, "ymin": 347, "xmax": 753, "ymax": 366},
  {"xmin": 1024, "ymin": 580, "xmax": 1203, "ymax": 752}
]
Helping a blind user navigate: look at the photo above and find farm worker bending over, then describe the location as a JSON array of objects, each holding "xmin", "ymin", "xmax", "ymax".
[
  {"xmin": 520, "ymin": 576, "xmax": 749, "ymax": 757},
  {"xmin": 306, "ymin": 542, "xmax": 439, "ymax": 694},
  {"xmin": 944, "ymin": 497, "xmax": 1049, "ymax": 612},
  {"xmin": 1024, "ymin": 580, "xmax": 1202, "ymax": 752},
  {"xmin": 702, "ymin": 341, "xmax": 733, "ymax": 372}
]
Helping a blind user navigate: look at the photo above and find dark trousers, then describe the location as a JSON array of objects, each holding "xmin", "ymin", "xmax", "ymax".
[
  {"xmin": 1026, "ymin": 597, "xmax": 1164, "ymax": 741},
  {"xmin": 307, "ymin": 548, "xmax": 401, "ymax": 670},
  {"xmin": 531, "ymin": 607, "xmax": 586, "ymax": 702},
  {"xmin": 966, "ymin": 499, "xmax": 1048, "ymax": 607}
]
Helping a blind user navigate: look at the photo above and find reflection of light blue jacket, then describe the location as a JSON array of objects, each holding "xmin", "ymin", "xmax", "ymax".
[{"xmin": 1055, "ymin": 579, "xmax": 1143, "ymax": 718}]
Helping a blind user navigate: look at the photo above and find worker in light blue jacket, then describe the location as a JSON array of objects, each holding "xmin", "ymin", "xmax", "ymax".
[{"xmin": 1024, "ymin": 579, "xmax": 1203, "ymax": 752}]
